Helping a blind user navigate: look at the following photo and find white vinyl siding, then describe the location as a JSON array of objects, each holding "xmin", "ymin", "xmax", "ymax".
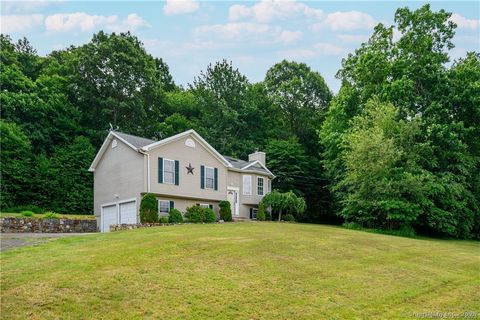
[
  {"xmin": 163, "ymin": 159, "xmax": 175, "ymax": 184},
  {"xmin": 205, "ymin": 166, "xmax": 215, "ymax": 189},
  {"xmin": 158, "ymin": 200, "xmax": 170, "ymax": 214},
  {"xmin": 243, "ymin": 175, "xmax": 252, "ymax": 195},
  {"xmin": 257, "ymin": 177, "xmax": 264, "ymax": 196}
]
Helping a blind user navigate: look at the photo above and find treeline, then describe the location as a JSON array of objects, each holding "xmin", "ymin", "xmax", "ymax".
[{"xmin": 1, "ymin": 5, "xmax": 478, "ymax": 238}]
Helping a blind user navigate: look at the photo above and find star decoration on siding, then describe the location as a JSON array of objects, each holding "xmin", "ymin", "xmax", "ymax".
[{"xmin": 186, "ymin": 163, "xmax": 195, "ymax": 175}]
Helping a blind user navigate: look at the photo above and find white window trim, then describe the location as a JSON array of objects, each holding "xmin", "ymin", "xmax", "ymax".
[
  {"xmin": 257, "ymin": 176, "xmax": 265, "ymax": 196},
  {"xmin": 199, "ymin": 203, "xmax": 210, "ymax": 208},
  {"xmin": 158, "ymin": 200, "xmax": 170, "ymax": 215},
  {"xmin": 243, "ymin": 175, "xmax": 252, "ymax": 195},
  {"xmin": 204, "ymin": 166, "xmax": 215, "ymax": 190},
  {"xmin": 163, "ymin": 158, "xmax": 175, "ymax": 185}
]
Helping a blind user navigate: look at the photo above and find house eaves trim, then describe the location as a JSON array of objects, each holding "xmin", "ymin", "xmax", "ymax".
[
  {"xmin": 141, "ymin": 129, "xmax": 232, "ymax": 168},
  {"xmin": 240, "ymin": 160, "xmax": 275, "ymax": 177},
  {"xmin": 228, "ymin": 167, "xmax": 275, "ymax": 179},
  {"xmin": 88, "ymin": 131, "xmax": 140, "ymax": 172}
]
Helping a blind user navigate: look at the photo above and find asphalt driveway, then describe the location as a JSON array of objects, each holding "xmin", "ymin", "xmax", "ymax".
[{"xmin": 1, "ymin": 233, "xmax": 95, "ymax": 252}]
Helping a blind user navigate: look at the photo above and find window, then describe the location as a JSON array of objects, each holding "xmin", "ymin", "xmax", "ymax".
[
  {"xmin": 205, "ymin": 166, "xmax": 214, "ymax": 189},
  {"xmin": 158, "ymin": 200, "xmax": 170, "ymax": 214},
  {"xmin": 257, "ymin": 177, "xmax": 264, "ymax": 196},
  {"xmin": 243, "ymin": 175, "xmax": 252, "ymax": 195},
  {"xmin": 163, "ymin": 159, "xmax": 175, "ymax": 184},
  {"xmin": 199, "ymin": 203, "xmax": 210, "ymax": 208}
]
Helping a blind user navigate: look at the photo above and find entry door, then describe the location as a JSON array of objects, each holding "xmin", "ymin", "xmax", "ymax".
[{"xmin": 227, "ymin": 189, "xmax": 239, "ymax": 216}]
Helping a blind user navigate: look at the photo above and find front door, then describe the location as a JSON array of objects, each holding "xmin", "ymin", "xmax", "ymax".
[{"xmin": 227, "ymin": 188, "xmax": 239, "ymax": 216}]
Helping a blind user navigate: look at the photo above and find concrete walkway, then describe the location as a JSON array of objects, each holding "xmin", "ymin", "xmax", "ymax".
[{"xmin": 1, "ymin": 233, "xmax": 95, "ymax": 252}]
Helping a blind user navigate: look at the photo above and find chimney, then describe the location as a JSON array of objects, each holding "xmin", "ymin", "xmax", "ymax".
[{"xmin": 248, "ymin": 151, "xmax": 266, "ymax": 165}]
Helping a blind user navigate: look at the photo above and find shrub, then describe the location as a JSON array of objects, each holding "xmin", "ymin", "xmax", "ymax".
[
  {"xmin": 265, "ymin": 210, "xmax": 272, "ymax": 221},
  {"xmin": 5, "ymin": 205, "xmax": 45, "ymax": 214},
  {"xmin": 44, "ymin": 211, "xmax": 60, "ymax": 219},
  {"xmin": 21, "ymin": 210, "xmax": 34, "ymax": 217},
  {"xmin": 204, "ymin": 208, "xmax": 217, "ymax": 223},
  {"xmin": 256, "ymin": 203, "xmax": 266, "ymax": 221},
  {"xmin": 343, "ymin": 222, "xmax": 362, "ymax": 230},
  {"xmin": 185, "ymin": 206, "xmax": 217, "ymax": 223},
  {"xmin": 159, "ymin": 216, "xmax": 169, "ymax": 224},
  {"xmin": 283, "ymin": 214, "xmax": 295, "ymax": 222},
  {"xmin": 219, "ymin": 200, "xmax": 232, "ymax": 222},
  {"xmin": 140, "ymin": 193, "xmax": 158, "ymax": 223},
  {"xmin": 184, "ymin": 205, "xmax": 204, "ymax": 223},
  {"xmin": 168, "ymin": 208, "xmax": 183, "ymax": 223}
]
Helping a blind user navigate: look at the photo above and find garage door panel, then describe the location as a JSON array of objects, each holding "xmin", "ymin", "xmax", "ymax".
[
  {"xmin": 102, "ymin": 205, "xmax": 118, "ymax": 232},
  {"xmin": 120, "ymin": 201, "xmax": 137, "ymax": 224}
]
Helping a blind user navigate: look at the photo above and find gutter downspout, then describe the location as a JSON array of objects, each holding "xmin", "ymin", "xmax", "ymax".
[{"xmin": 139, "ymin": 149, "xmax": 151, "ymax": 193}]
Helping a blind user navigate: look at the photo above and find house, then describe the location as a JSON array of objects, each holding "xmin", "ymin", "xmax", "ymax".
[{"xmin": 88, "ymin": 129, "xmax": 274, "ymax": 232}]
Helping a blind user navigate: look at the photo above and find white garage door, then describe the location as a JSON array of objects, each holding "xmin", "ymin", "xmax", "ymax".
[
  {"xmin": 102, "ymin": 205, "xmax": 118, "ymax": 232},
  {"xmin": 120, "ymin": 201, "xmax": 137, "ymax": 224}
]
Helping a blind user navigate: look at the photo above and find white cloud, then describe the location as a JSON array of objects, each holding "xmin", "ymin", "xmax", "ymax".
[
  {"xmin": 195, "ymin": 22, "xmax": 302, "ymax": 45},
  {"xmin": 1, "ymin": 14, "xmax": 44, "ymax": 33},
  {"xmin": 311, "ymin": 11, "xmax": 376, "ymax": 31},
  {"xmin": 449, "ymin": 13, "xmax": 480, "ymax": 30},
  {"xmin": 229, "ymin": 0, "xmax": 323, "ymax": 23},
  {"xmin": 278, "ymin": 42, "xmax": 345, "ymax": 60},
  {"xmin": 44, "ymin": 12, "xmax": 147, "ymax": 33},
  {"xmin": 278, "ymin": 48, "xmax": 316, "ymax": 60},
  {"xmin": 313, "ymin": 42, "xmax": 345, "ymax": 55},
  {"xmin": 163, "ymin": 0, "xmax": 199, "ymax": 15},
  {"xmin": 338, "ymin": 34, "xmax": 369, "ymax": 44}
]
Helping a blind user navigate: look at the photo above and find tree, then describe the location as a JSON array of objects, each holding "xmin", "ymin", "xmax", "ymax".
[
  {"xmin": 140, "ymin": 194, "xmax": 159, "ymax": 223},
  {"xmin": 0, "ymin": 120, "xmax": 32, "ymax": 209},
  {"xmin": 262, "ymin": 190, "xmax": 306, "ymax": 221},
  {"xmin": 264, "ymin": 60, "xmax": 332, "ymax": 152},
  {"xmin": 63, "ymin": 31, "xmax": 170, "ymax": 142},
  {"xmin": 339, "ymin": 98, "xmax": 432, "ymax": 230},
  {"xmin": 219, "ymin": 200, "xmax": 233, "ymax": 222}
]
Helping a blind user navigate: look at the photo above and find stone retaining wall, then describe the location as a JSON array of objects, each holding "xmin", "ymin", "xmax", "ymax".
[{"xmin": 0, "ymin": 217, "xmax": 97, "ymax": 233}]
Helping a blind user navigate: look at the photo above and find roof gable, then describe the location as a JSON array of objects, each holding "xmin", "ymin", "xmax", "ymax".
[{"xmin": 142, "ymin": 130, "xmax": 232, "ymax": 168}]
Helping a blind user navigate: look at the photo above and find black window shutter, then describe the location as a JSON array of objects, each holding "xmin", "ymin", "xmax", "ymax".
[
  {"xmin": 169, "ymin": 201, "xmax": 174, "ymax": 210},
  {"xmin": 174, "ymin": 160, "xmax": 179, "ymax": 186},
  {"xmin": 214, "ymin": 168, "xmax": 218, "ymax": 191},
  {"xmin": 209, "ymin": 204, "xmax": 213, "ymax": 210},
  {"xmin": 249, "ymin": 208, "xmax": 253, "ymax": 219},
  {"xmin": 200, "ymin": 165, "xmax": 205, "ymax": 189},
  {"xmin": 158, "ymin": 157, "xmax": 163, "ymax": 183}
]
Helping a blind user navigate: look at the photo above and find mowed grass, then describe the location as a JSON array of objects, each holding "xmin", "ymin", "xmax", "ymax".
[
  {"xmin": 0, "ymin": 212, "xmax": 95, "ymax": 220},
  {"xmin": 1, "ymin": 223, "xmax": 479, "ymax": 319}
]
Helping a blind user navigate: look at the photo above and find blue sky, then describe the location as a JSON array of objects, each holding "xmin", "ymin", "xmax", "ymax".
[{"xmin": 2, "ymin": 1, "xmax": 479, "ymax": 92}]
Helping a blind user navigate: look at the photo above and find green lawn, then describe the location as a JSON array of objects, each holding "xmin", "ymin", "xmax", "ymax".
[
  {"xmin": 0, "ymin": 212, "xmax": 95, "ymax": 220},
  {"xmin": 1, "ymin": 223, "xmax": 479, "ymax": 319}
]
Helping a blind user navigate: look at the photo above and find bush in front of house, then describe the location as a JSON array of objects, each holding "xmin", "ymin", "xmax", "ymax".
[
  {"xmin": 168, "ymin": 208, "xmax": 183, "ymax": 223},
  {"xmin": 140, "ymin": 193, "xmax": 159, "ymax": 223},
  {"xmin": 184, "ymin": 206, "xmax": 217, "ymax": 223},
  {"xmin": 283, "ymin": 214, "xmax": 295, "ymax": 222},
  {"xmin": 265, "ymin": 210, "xmax": 272, "ymax": 221},
  {"xmin": 184, "ymin": 205, "xmax": 204, "ymax": 223},
  {"xmin": 159, "ymin": 216, "xmax": 169, "ymax": 224},
  {"xmin": 44, "ymin": 211, "xmax": 60, "ymax": 219},
  {"xmin": 6, "ymin": 205, "xmax": 45, "ymax": 214},
  {"xmin": 21, "ymin": 210, "xmax": 35, "ymax": 217},
  {"xmin": 256, "ymin": 203, "xmax": 266, "ymax": 221},
  {"xmin": 219, "ymin": 200, "xmax": 232, "ymax": 222},
  {"xmin": 204, "ymin": 208, "xmax": 217, "ymax": 223}
]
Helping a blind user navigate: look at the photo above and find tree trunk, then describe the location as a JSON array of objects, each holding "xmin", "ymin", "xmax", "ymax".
[{"xmin": 278, "ymin": 209, "xmax": 282, "ymax": 222}]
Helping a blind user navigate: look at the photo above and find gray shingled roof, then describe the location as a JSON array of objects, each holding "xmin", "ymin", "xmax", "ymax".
[
  {"xmin": 114, "ymin": 131, "xmax": 156, "ymax": 149},
  {"xmin": 223, "ymin": 155, "xmax": 270, "ymax": 175},
  {"xmin": 113, "ymin": 131, "xmax": 270, "ymax": 175}
]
